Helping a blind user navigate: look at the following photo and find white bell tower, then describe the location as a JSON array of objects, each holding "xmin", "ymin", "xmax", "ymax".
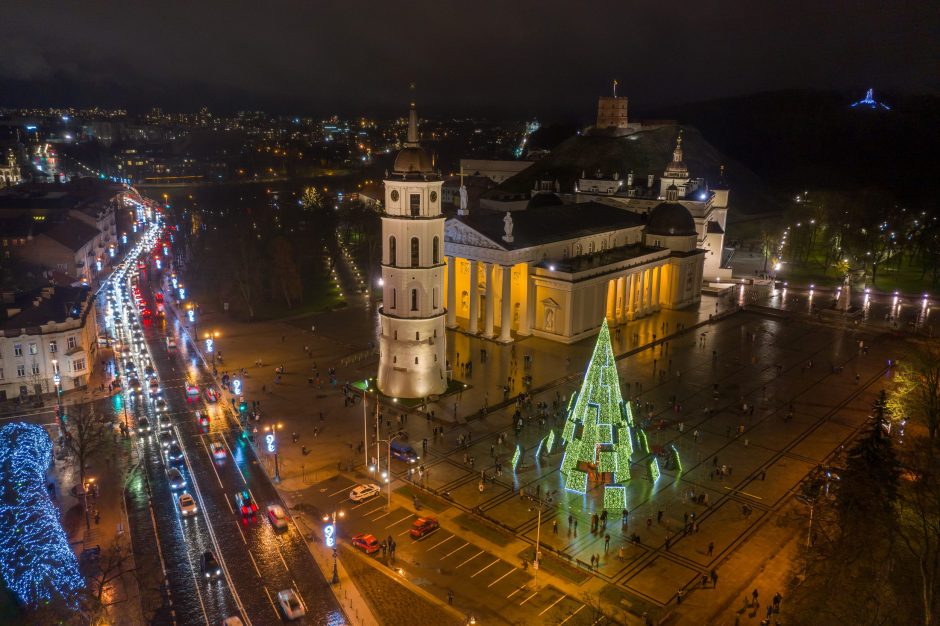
[{"xmin": 377, "ymin": 91, "xmax": 447, "ymax": 398}]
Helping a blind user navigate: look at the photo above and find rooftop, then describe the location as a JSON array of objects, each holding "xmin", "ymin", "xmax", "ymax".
[
  {"xmin": 1, "ymin": 285, "xmax": 91, "ymax": 332},
  {"xmin": 451, "ymin": 201, "xmax": 645, "ymax": 251}
]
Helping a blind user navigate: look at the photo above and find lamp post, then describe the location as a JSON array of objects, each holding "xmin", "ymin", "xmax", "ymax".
[
  {"xmin": 527, "ymin": 495, "xmax": 545, "ymax": 589},
  {"xmin": 323, "ymin": 510, "xmax": 344, "ymax": 584},
  {"xmin": 264, "ymin": 422, "xmax": 283, "ymax": 483},
  {"xmin": 52, "ymin": 359, "xmax": 62, "ymax": 423},
  {"xmin": 377, "ymin": 434, "xmax": 400, "ymax": 510}
]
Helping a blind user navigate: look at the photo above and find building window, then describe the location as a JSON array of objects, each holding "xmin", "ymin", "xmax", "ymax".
[
  {"xmin": 391, "ymin": 289, "xmax": 396, "ymax": 309},
  {"xmin": 16, "ymin": 365, "xmax": 25, "ymax": 378},
  {"xmin": 67, "ymin": 336, "xmax": 77, "ymax": 350},
  {"xmin": 393, "ymin": 356, "xmax": 397, "ymax": 364},
  {"xmin": 433, "ymin": 287, "xmax": 438, "ymax": 309},
  {"xmin": 432, "ymin": 236, "xmax": 440, "ymax": 264},
  {"xmin": 411, "ymin": 289, "xmax": 418, "ymax": 311},
  {"xmin": 49, "ymin": 340, "xmax": 57, "ymax": 353},
  {"xmin": 414, "ymin": 357, "xmax": 419, "ymax": 365},
  {"xmin": 415, "ymin": 332, "xmax": 420, "ymax": 341},
  {"xmin": 13, "ymin": 344, "xmax": 22, "ymax": 357},
  {"xmin": 0, "ymin": 368, "xmax": 4, "ymax": 380},
  {"xmin": 394, "ymin": 330, "xmax": 398, "ymax": 340},
  {"xmin": 410, "ymin": 194, "xmax": 421, "ymax": 217},
  {"xmin": 73, "ymin": 358, "xmax": 86, "ymax": 372},
  {"xmin": 588, "ymin": 242, "xmax": 595, "ymax": 254},
  {"xmin": 389, "ymin": 236, "xmax": 397, "ymax": 265},
  {"xmin": 411, "ymin": 237, "xmax": 419, "ymax": 267},
  {"xmin": 31, "ymin": 363, "xmax": 40, "ymax": 376}
]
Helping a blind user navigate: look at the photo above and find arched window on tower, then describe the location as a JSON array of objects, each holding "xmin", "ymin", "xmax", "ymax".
[
  {"xmin": 432, "ymin": 236, "xmax": 440, "ymax": 264},
  {"xmin": 411, "ymin": 289, "xmax": 418, "ymax": 311},
  {"xmin": 411, "ymin": 237, "xmax": 419, "ymax": 267},
  {"xmin": 389, "ymin": 236, "xmax": 397, "ymax": 265}
]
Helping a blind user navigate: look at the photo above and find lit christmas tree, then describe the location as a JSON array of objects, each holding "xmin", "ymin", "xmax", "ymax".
[{"xmin": 561, "ymin": 319, "xmax": 664, "ymax": 502}]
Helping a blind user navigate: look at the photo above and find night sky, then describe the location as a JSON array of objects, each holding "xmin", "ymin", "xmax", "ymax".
[{"xmin": 1, "ymin": 0, "xmax": 937, "ymax": 117}]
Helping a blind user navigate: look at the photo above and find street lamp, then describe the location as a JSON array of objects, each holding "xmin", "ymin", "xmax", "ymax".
[
  {"xmin": 377, "ymin": 434, "xmax": 400, "ymax": 510},
  {"xmin": 527, "ymin": 496, "xmax": 545, "ymax": 589},
  {"xmin": 52, "ymin": 359, "xmax": 62, "ymax": 422},
  {"xmin": 323, "ymin": 510, "xmax": 345, "ymax": 584},
  {"xmin": 264, "ymin": 422, "xmax": 284, "ymax": 483}
]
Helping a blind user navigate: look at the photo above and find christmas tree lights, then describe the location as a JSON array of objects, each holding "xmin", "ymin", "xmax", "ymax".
[
  {"xmin": 0, "ymin": 423, "xmax": 84, "ymax": 606},
  {"xmin": 511, "ymin": 445, "xmax": 522, "ymax": 471},
  {"xmin": 604, "ymin": 485, "xmax": 626, "ymax": 511},
  {"xmin": 546, "ymin": 429, "xmax": 556, "ymax": 454},
  {"xmin": 558, "ymin": 319, "xmax": 681, "ymax": 497}
]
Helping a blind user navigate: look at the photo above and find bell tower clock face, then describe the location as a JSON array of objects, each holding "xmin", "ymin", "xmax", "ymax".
[
  {"xmin": 430, "ymin": 191, "xmax": 438, "ymax": 202},
  {"xmin": 390, "ymin": 190, "xmax": 399, "ymax": 202}
]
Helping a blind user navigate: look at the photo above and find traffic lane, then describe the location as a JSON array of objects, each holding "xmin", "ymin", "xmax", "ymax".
[
  {"xmin": 163, "ymin": 383, "xmax": 279, "ymax": 624},
  {"xmin": 139, "ymin": 426, "xmax": 231, "ymax": 626},
  {"xmin": 220, "ymin": 429, "xmax": 346, "ymax": 625}
]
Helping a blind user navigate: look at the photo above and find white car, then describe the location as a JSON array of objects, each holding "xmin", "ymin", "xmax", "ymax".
[
  {"xmin": 267, "ymin": 504, "xmax": 288, "ymax": 530},
  {"xmin": 178, "ymin": 493, "xmax": 198, "ymax": 517},
  {"xmin": 349, "ymin": 483, "xmax": 381, "ymax": 502},
  {"xmin": 277, "ymin": 589, "xmax": 306, "ymax": 620}
]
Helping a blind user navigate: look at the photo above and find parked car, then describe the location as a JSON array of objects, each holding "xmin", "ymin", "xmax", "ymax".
[
  {"xmin": 409, "ymin": 517, "xmax": 440, "ymax": 539},
  {"xmin": 351, "ymin": 533, "xmax": 381, "ymax": 554}
]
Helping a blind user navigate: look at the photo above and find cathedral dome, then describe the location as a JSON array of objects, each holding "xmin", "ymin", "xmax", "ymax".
[
  {"xmin": 526, "ymin": 192, "xmax": 563, "ymax": 209},
  {"xmin": 393, "ymin": 146, "xmax": 434, "ymax": 174},
  {"xmin": 646, "ymin": 202, "xmax": 696, "ymax": 237}
]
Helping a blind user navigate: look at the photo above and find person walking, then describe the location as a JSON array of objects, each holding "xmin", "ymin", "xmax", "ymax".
[
  {"xmin": 604, "ymin": 534, "xmax": 610, "ymax": 553},
  {"xmin": 447, "ymin": 589, "xmax": 454, "ymax": 605},
  {"xmin": 707, "ymin": 541, "xmax": 714, "ymax": 556},
  {"xmin": 711, "ymin": 569, "xmax": 718, "ymax": 587},
  {"xmin": 552, "ymin": 520, "xmax": 558, "ymax": 534}
]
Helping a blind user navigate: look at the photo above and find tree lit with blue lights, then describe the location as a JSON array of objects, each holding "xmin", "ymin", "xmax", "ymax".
[{"xmin": 0, "ymin": 423, "xmax": 84, "ymax": 607}]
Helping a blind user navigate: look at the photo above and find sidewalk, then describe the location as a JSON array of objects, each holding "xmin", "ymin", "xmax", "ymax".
[{"xmin": 51, "ymin": 425, "xmax": 145, "ymax": 625}]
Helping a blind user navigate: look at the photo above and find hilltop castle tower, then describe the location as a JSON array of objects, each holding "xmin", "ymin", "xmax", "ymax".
[{"xmin": 377, "ymin": 90, "xmax": 448, "ymax": 398}]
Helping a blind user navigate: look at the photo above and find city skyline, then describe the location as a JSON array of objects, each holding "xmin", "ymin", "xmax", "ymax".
[{"xmin": 0, "ymin": 1, "xmax": 937, "ymax": 117}]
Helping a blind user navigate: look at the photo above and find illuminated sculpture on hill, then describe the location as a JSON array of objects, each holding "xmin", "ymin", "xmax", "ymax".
[
  {"xmin": 560, "ymin": 320, "xmax": 666, "ymax": 508},
  {"xmin": 0, "ymin": 422, "xmax": 84, "ymax": 606},
  {"xmin": 851, "ymin": 88, "xmax": 891, "ymax": 110}
]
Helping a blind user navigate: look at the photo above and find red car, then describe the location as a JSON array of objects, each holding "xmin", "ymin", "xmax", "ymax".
[
  {"xmin": 351, "ymin": 533, "xmax": 380, "ymax": 554},
  {"xmin": 409, "ymin": 517, "xmax": 439, "ymax": 539}
]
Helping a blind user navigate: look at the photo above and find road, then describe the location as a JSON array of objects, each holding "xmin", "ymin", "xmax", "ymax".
[{"xmin": 107, "ymin": 224, "xmax": 346, "ymax": 625}]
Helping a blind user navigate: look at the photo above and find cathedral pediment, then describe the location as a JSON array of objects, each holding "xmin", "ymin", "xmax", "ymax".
[{"xmin": 445, "ymin": 219, "xmax": 505, "ymax": 251}]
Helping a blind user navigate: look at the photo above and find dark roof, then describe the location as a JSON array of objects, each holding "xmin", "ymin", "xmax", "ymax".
[
  {"xmin": 646, "ymin": 202, "xmax": 696, "ymax": 237},
  {"xmin": 1, "ymin": 285, "xmax": 90, "ymax": 331},
  {"xmin": 453, "ymin": 201, "xmax": 645, "ymax": 250},
  {"xmin": 526, "ymin": 192, "xmax": 564, "ymax": 209},
  {"xmin": 706, "ymin": 221, "xmax": 725, "ymax": 234},
  {"xmin": 40, "ymin": 218, "xmax": 100, "ymax": 252},
  {"xmin": 393, "ymin": 146, "xmax": 435, "ymax": 175}
]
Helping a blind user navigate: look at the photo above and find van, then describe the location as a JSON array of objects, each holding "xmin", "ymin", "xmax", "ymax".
[
  {"xmin": 166, "ymin": 337, "xmax": 177, "ymax": 352},
  {"xmin": 390, "ymin": 440, "xmax": 419, "ymax": 463}
]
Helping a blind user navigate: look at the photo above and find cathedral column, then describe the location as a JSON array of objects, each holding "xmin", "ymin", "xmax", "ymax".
[
  {"xmin": 520, "ymin": 264, "xmax": 536, "ymax": 335},
  {"xmin": 468, "ymin": 260, "xmax": 479, "ymax": 334},
  {"xmin": 640, "ymin": 269, "xmax": 650, "ymax": 315},
  {"xmin": 625, "ymin": 273, "xmax": 635, "ymax": 320},
  {"xmin": 482, "ymin": 262, "xmax": 495, "ymax": 338},
  {"xmin": 615, "ymin": 276, "xmax": 626, "ymax": 323},
  {"xmin": 652, "ymin": 265, "xmax": 662, "ymax": 309},
  {"xmin": 498, "ymin": 265, "xmax": 513, "ymax": 343},
  {"xmin": 605, "ymin": 279, "xmax": 616, "ymax": 322},
  {"xmin": 446, "ymin": 256, "xmax": 457, "ymax": 328}
]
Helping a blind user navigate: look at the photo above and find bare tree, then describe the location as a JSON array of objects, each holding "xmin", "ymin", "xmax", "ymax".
[{"xmin": 64, "ymin": 402, "xmax": 110, "ymax": 484}]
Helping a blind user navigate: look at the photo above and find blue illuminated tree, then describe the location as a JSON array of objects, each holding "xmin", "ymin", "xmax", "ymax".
[{"xmin": 0, "ymin": 422, "xmax": 84, "ymax": 607}]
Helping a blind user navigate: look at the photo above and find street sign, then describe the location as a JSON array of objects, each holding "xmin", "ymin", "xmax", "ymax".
[
  {"xmin": 324, "ymin": 523, "xmax": 335, "ymax": 547},
  {"xmin": 231, "ymin": 379, "xmax": 241, "ymax": 395},
  {"xmin": 265, "ymin": 433, "xmax": 276, "ymax": 453}
]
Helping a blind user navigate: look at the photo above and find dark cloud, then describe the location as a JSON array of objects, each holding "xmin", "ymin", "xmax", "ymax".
[{"xmin": 0, "ymin": 0, "xmax": 936, "ymax": 117}]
